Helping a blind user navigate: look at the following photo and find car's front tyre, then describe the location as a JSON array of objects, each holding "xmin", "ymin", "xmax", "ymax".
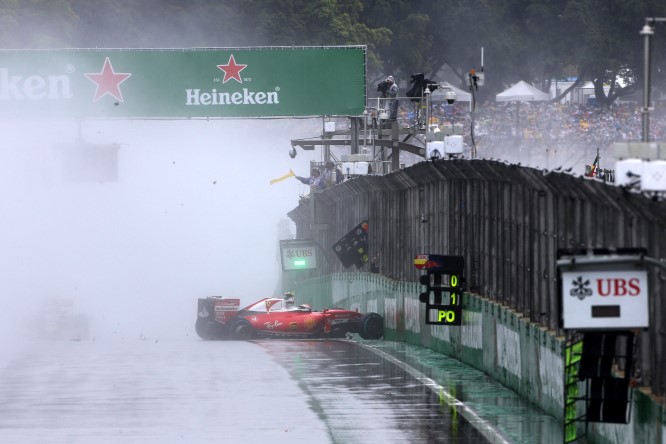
[{"xmin": 359, "ymin": 313, "xmax": 384, "ymax": 340}]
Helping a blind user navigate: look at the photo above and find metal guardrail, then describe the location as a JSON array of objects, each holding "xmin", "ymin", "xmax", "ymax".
[{"xmin": 287, "ymin": 159, "xmax": 666, "ymax": 398}]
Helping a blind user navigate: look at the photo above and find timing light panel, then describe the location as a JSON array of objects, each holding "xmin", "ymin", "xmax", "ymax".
[{"xmin": 414, "ymin": 254, "xmax": 465, "ymax": 326}]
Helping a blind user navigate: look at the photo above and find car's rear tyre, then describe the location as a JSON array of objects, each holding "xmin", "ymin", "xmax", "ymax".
[
  {"xmin": 359, "ymin": 313, "xmax": 384, "ymax": 340},
  {"xmin": 233, "ymin": 319, "xmax": 255, "ymax": 340}
]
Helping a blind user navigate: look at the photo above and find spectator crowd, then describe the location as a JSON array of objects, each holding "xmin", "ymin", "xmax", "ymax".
[{"xmin": 397, "ymin": 99, "xmax": 666, "ymax": 169}]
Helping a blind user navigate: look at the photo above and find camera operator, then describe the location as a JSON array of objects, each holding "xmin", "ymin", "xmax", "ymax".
[{"xmin": 385, "ymin": 75, "xmax": 399, "ymax": 120}]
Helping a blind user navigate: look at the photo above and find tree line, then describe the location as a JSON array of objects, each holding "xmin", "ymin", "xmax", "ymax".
[{"xmin": 1, "ymin": 0, "xmax": 665, "ymax": 105}]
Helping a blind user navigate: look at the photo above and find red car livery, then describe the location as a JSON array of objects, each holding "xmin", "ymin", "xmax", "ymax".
[{"xmin": 195, "ymin": 297, "xmax": 384, "ymax": 340}]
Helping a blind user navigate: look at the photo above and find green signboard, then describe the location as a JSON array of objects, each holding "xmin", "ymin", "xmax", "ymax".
[{"xmin": 0, "ymin": 46, "xmax": 366, "ymax": 119}]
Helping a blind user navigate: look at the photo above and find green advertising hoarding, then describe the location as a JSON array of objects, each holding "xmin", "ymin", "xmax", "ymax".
[{"xmin": 0, "ymin": 46, "xmax": 366, "ymax": 119}]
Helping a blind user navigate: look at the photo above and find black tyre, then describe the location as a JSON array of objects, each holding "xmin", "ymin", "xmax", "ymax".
[
  {"xmin": 232, "ymin": 319, "xmax": 255, "ymax": 340},
  {"xmin": 359, "ymin": 313, "xmax": 384, "ymax": 340}
]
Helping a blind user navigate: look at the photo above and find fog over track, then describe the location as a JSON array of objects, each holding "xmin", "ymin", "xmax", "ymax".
[{"xmin": 0, "ymin": 118, "xmax": 322, "ymax": 344}]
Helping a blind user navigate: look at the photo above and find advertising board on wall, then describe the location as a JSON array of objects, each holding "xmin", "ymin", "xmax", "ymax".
[
  {"xmin": 280, "ymin": 240, "xmax": 317, "ymax": 271},
  {"xmin": 0, "ymin": 46, "xmax": 366, "ymax": 119},
  {"xmin": 561, "ymin": 270, "xmax": 649, "ymax": 329}
]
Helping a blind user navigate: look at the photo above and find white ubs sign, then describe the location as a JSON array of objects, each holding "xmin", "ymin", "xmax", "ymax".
[
  {"xmin": 561, "ymin": 270, "xmax": 649, "ymax": 329},
  {"xmin": 279, "ymin": 240, "xmax": 317, "ymax": 271}
]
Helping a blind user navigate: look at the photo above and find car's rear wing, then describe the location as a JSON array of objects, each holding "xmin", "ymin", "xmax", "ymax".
[{"xmin": 198, "ymin": 297, "xmax": 241, "ymax": 325}]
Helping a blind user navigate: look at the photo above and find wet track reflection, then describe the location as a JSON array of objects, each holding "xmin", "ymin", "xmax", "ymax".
[
  {"xmin": 0, "ymin": 338, "xmax": 559, "ymax": 443},
  {"xmin": 259, "ymin": 339, "xmax": 494, "ymax": 443}
]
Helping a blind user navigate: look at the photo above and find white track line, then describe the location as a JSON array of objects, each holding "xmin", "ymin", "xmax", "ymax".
[{"xmin": 356, "ymin": 341, "xmax": 513, "ymax": 444}]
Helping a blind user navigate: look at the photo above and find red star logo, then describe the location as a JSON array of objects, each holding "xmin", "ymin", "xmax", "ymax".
[
  {"xmin": 217, "ymin": 55, "xmax": 247, "ymax": 84},
  {"xmin": 84, "ymin": 57, "xmax": 132, "ymax": 102}
]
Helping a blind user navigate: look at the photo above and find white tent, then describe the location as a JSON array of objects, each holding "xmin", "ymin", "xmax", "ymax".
[
  {"xmin": 496, "ymin": 80, "xmax": 549, "ymax": 102},
  {"xmin": 430, "ymin": 81, "xmax": 471, "ymax": 102}
]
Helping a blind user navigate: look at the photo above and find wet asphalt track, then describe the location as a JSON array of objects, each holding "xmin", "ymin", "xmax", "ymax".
[
  {"xmin": 0, "ymin": 338, "xmax": 559, "ymax": 443},
  {"xmin": 259, "ymin": 339, "xmax": 495, "ymax": 443}
]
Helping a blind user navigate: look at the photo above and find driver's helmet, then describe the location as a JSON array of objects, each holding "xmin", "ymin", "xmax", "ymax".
[{"xmin": 284, "ymin": 292, "xmax": 295, "ymax": 308}]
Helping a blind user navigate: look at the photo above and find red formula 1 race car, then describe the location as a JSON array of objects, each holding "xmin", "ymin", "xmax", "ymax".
[{"xmin": 195, "ymin": 296, "xmax": 384, "ymax": 340}]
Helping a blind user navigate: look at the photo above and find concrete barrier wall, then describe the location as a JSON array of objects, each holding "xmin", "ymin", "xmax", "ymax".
[
  {"xmin": 287, "ymin": 159, "xmax": 666, "ymax": 398},
  {"xmin": 291, "ymin": 271, "xmax": 665, "ymax": 443}
]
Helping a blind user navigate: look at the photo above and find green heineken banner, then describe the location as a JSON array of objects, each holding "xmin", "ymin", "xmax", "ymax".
[{"xmin": 0, "ymin": 46, "xmax": 366, "ymax": 119}]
